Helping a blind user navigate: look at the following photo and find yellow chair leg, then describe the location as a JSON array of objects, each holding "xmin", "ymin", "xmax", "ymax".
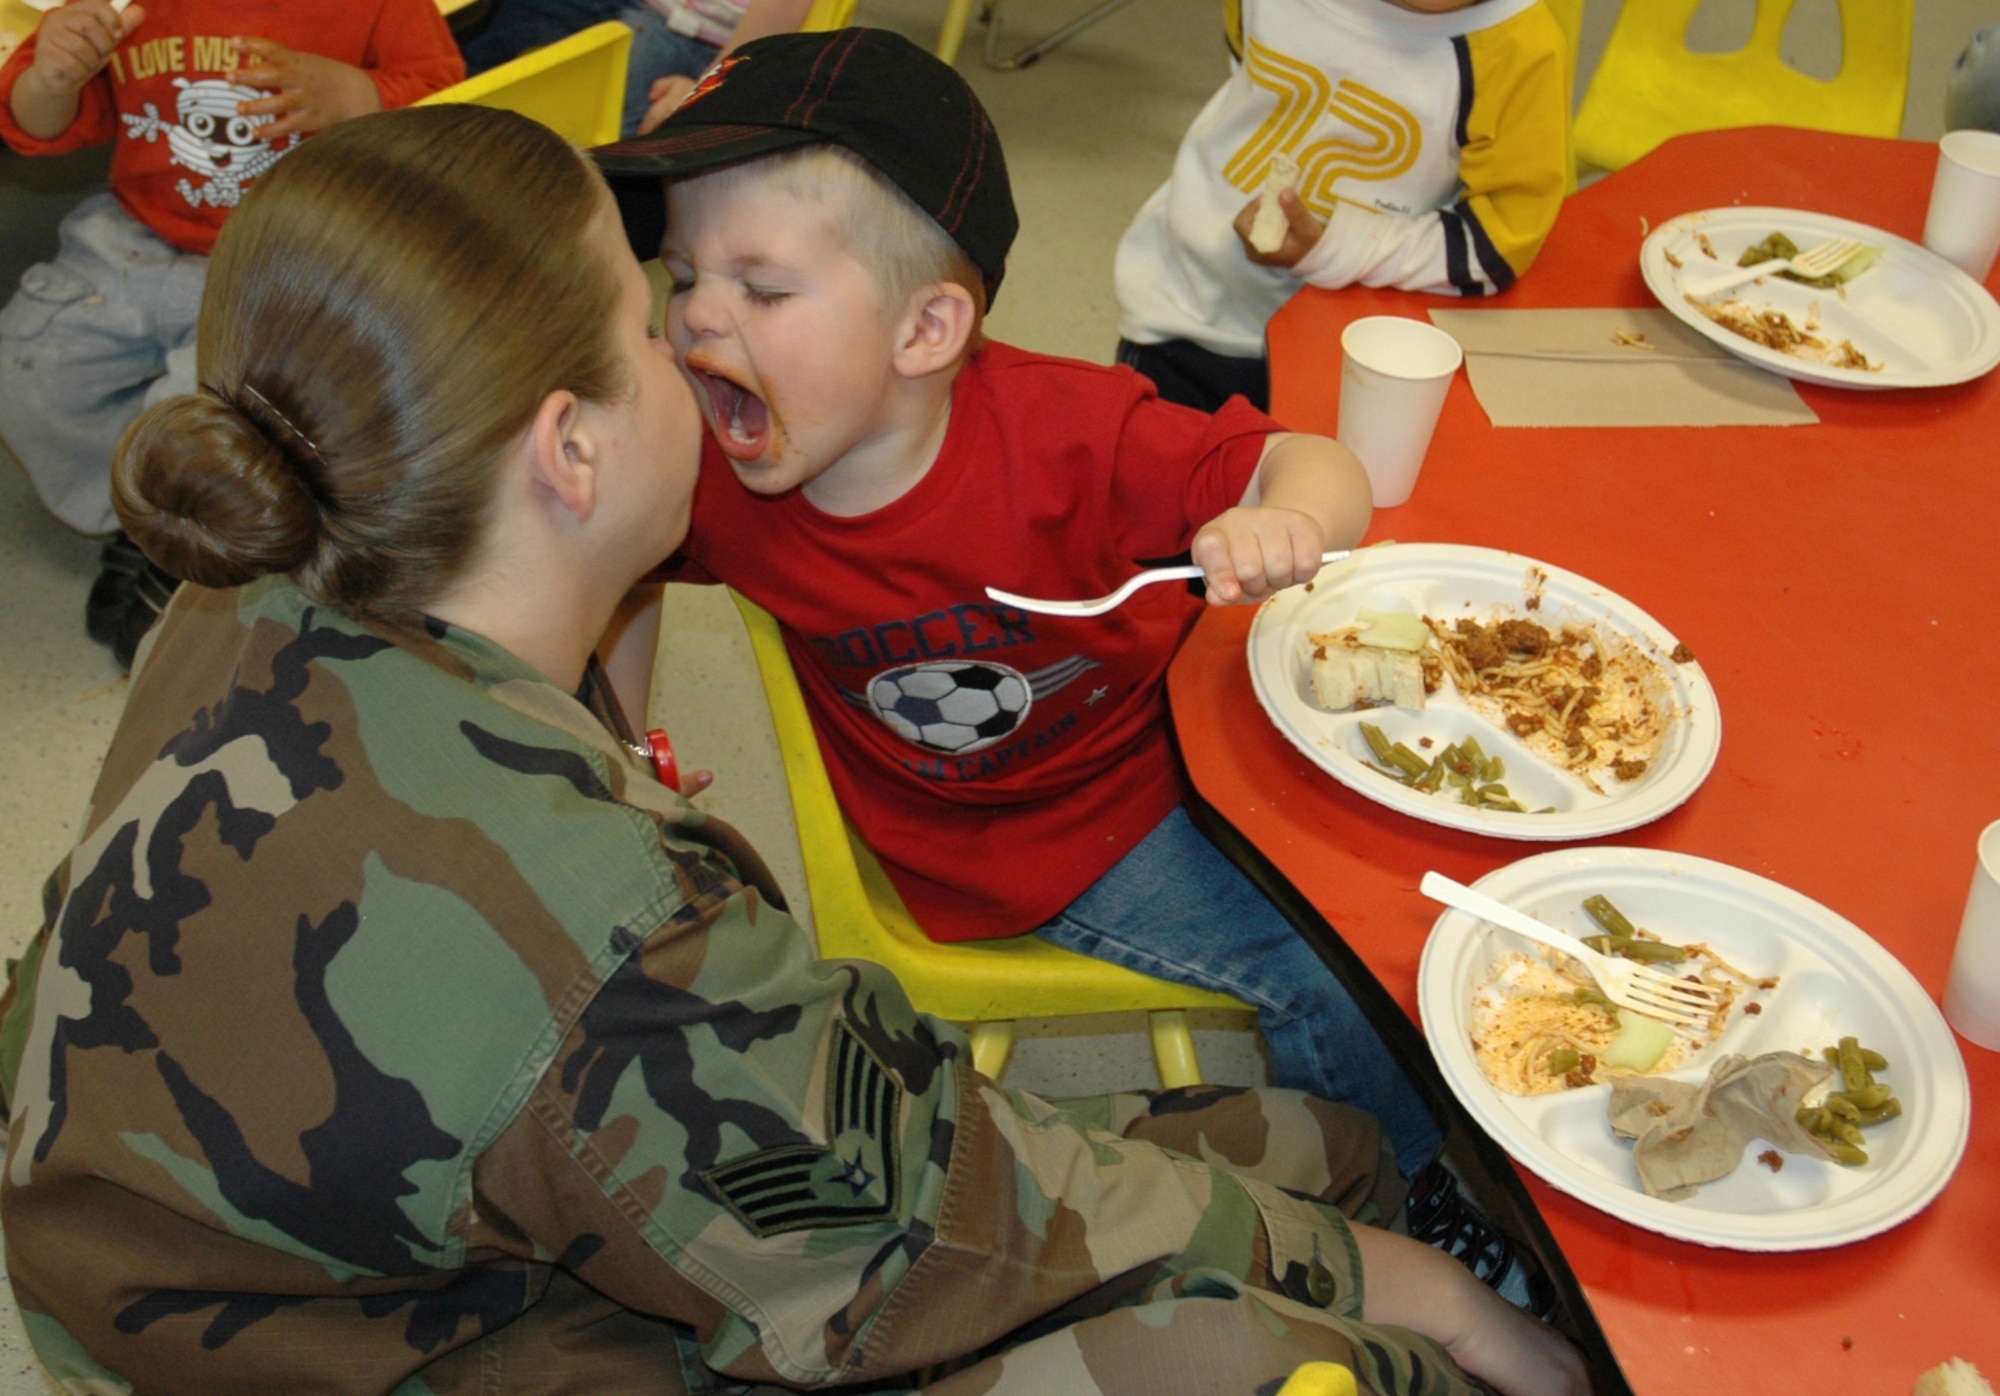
[
  {"xmin": 1148, "ymin": 1009, "xmax": 1204, "ymax": 1089},
  {"xmin": 935, "ymin": 0, "xmax": 977, "ymax": 66},
  {"xmin": 1277, "ymin": 1361, "xmax": 1358, "ymax": 1396},
  {"xmin": 969, "ymin": 1020, "xmax": 1016, "ymax": 1080}
]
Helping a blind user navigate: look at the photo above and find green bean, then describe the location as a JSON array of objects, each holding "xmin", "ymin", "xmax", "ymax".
[
  {"xmin": 1545, "ymin": 1048, "xmax": 1580, "ymax": 1075},
  {"xmin": 1854, "ymin": 1099, "xmax": 1902, "ymax": 1128},
  {"xmin": 1615, "ymin": 938, "xmax": 1689, "ymax": 965},
  {"xmin": 1358, "ymin": 724, "xmax": 1537, "ymax": 810},
  {"xmin": 1837, "ymin": 1036, "xmax": 1869, "ymax": 1092},
  {"xmin": 1803, "ymin": 1039, "xmax": 1902, "ymax": 1166},
  {"xmin": 1567, "ymin": 986, "xmax": 1615, "ymax": 1014},
  {"xmin": 1361, "ymin": 721, "xmax": 1396, "ymax": 765},
  {"xmin": 1583, "ymin": 894, "xmax": 1639, "ymax": 941},
  {"xmin": 1477, "ymin": 786, "xmax": 1526, "ymax": 812}
]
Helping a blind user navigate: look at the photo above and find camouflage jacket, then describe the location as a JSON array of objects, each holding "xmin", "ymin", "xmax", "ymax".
[{"xmin": 0, "ymin": 579, "xmax": 1489, "ymax": 1396}]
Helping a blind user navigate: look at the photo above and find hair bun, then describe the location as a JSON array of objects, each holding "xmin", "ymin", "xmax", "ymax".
[{"xmin": 113, "ymin": 390, "xmax": 323, "ymax": 588}]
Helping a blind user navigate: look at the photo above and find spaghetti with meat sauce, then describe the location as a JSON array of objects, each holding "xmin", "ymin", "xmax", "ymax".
[{"xmin": 1431, "ymin": 614, "xmax": 1677, "ymax": 794}]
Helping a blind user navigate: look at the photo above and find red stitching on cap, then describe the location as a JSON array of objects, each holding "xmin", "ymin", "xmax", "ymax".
[
  {"xmin": 790, "ymin": 28, "xmax": 859, "ymax": 129},
  {"xmin": 614, "ymin": 124, "xmax": 772, "ymax": 157},
  {"xmin": 938, "ymin": 104, "xmax": 986, "ymax": 235}
]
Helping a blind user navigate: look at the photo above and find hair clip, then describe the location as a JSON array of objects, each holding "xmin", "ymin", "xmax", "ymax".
[{"xmin": 238, "ymin": 381, "xmax": 326, "ymax": 467}]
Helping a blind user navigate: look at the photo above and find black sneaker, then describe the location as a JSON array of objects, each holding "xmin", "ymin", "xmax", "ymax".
[
  {"xmin": 85, "ymin": 532, "xmax": 180, "ymax": 672},
  {"xmin": 1404, "ymin": 1160, "xmax": 1554, "ymax": 1316}
]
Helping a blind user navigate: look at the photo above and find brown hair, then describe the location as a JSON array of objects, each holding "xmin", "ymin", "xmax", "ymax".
[{"xmin": 114, "ymin": 104, "xmax": 626, "ymax": 619}]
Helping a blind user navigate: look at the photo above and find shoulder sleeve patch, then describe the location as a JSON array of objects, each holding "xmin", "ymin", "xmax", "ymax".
[{"xmin": 700, "ymin": 1018, "xmax": 903, "ymax": 1237}]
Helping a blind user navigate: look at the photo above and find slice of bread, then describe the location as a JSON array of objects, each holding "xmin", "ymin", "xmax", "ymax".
[
  {"xmin": 1914, "ymin": 1359, "xmax": 1995, "ymax": 1396},
  {"xmin": 1249, "ymin": 153, "xmax": 1301, "ymax": 254}
]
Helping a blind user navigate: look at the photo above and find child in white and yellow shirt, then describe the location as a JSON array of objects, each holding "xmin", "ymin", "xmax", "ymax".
[{"xmin": 1114, "ymin": 0, "xmax": 1570, "ymax": 412}]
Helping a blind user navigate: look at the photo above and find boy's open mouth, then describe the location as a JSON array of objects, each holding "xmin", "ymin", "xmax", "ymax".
[{"xmin": 692, "ymin": 368, "xmax": 771, "ymax": 460}]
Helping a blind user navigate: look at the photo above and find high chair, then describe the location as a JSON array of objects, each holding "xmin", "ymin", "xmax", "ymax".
[
  {"xmin": 415, "ymin": 20, "xmax": 632, "ymax": 148},
  {"xmin": 728, "ymin": 592, "xmax": 1250, "ymax": 1085},
  {"xmin": 1571, "ymin": 0, "xmax": 1912, "ymax": 174}
]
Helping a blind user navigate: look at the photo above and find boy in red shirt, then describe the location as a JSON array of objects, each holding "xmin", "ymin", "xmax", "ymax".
[
  {"xmin": 0, "ymin": 0, "xmax": 462, "ymax": 668},
  {"xmin": 597, "ymin": 28, "xmax": 1549, "ymax": 1312}
]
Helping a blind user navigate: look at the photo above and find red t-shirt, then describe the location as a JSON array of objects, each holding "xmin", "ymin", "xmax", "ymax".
[
  {"xmin": 680, "ymin": 342, "xmax": 1277, "ymax": 941},
  {"xmin": 0, "ymin": 0, "xmax": 463, "ymax": 255}
]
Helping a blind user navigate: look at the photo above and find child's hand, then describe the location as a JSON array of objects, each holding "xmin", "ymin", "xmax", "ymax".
[
  {"xmin": 1233, "ymin": 187, "xmax": 1325, "ymax": 269},
  {"xmin": 26, "ymin": 0, "xmax": 143, "ymax": 97},
  {"xmin": 1351, "ymin": 1225, "xmax": 1589, "ymax": 1396},
  {"xmin": 1443, "ymin": 1294, "xmax": 1591, "ymax": 1396},
  {"xmin": 638, "ymin": 74, "xmax": 698, "ymax": 135},
  {"xmin": 1191, "ymin": 505, "xmax": 1326, "ymax": 606},
  {"xmin": 232, "ymin": 37, "xmax": 381, "ymax": 140}
]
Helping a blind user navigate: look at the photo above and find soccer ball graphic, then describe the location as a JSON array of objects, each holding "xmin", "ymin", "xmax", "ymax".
[{"xmin": 868, "ymin": 661, "xmax": 1032, "ymax": 755}]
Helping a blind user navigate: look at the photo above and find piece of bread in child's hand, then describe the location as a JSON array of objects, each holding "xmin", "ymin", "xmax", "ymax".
[
  {"xmin": 1914, "ymin": 1359, "xmax": 1995, "ymax": 1396},
  {"xmin": 1249, "ymin": 152, "xmax": 1301, "ymax": 254}
]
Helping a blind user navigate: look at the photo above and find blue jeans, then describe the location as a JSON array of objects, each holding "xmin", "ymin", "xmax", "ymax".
[
  {"xmin": 457, "ymin": 0, "xmax": 723, "ymax": 138},
  {"xmin": 0, "ymin": 193, "xmax": 204, "ymax": 535},
  {"xmin": 1037, "ymin": 807, "xmax": 1441, "ymax": 1177}
]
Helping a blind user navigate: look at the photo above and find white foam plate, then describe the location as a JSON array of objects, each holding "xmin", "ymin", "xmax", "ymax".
[
  {"xmin": 1246, "ymin": 543, "xmax": 1720, "ymax": 840},
  {"xmin": 1641, "ymin": 205, "xmax": 2000, "ymax": 388},
  {"xmin": 1418, "ymin": 847, "xmax": 1971, "ymax": 1250}
]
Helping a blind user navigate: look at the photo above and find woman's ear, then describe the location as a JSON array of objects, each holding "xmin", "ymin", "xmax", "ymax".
[
  {"xmin": 893, "ymin": 282, "xmax": 978, "ymax": 379},
  {"xmin": 528, "ymin": 389, "xmax": 598, "ymax": 524}
]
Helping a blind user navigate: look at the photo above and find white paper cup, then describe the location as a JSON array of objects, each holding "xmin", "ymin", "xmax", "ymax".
[
  {"xmin": 1337, "ymin": 316, "xmax": 1463, "ymax": 508},
  {"xmin": 1923, "ymin": 130, "xmax": 2000, "ymax": 281},
  {"xmin": 1943, "ymin": 818, "xmax": 2000, "ymax": 1050}
]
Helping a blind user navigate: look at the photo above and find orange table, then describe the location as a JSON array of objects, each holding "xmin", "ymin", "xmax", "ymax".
[{"xmin": 1170, "ymin": 127, "xmax": 2000, "ymax": 1394}]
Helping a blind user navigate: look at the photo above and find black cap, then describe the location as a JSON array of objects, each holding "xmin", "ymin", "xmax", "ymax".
[{"xmin": 593, "ymin": 28, "xmax": 1017, "ymax": 301}]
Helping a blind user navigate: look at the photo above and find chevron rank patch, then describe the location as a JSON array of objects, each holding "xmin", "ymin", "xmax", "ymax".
[{"xmin": 702, "ymin": 1018, "xmax": 903, "ymax": 1236}]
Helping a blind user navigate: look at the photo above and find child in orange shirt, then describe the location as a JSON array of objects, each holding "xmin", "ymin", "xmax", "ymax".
[{"xmin": 0, "ymin": 0, "xmax": 462, "ymax": 668}]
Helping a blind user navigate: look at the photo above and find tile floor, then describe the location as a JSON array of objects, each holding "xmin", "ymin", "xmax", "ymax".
[{"xmin": 0, "ymin": 0, "xmax": 1986, "ymax": 1387}]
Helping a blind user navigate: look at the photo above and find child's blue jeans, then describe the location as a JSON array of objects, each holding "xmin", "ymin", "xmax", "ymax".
[
  {"xmin": 1037, "ymin": 806, "xmax": 1442, "ymax": 1178},
  {"xmin": 0, "ymin": 193, "xmax": 204, "ymax": 536},
  {"xmin": 456, "ymin": 0, "xmax": 724, "ymax": 139}
]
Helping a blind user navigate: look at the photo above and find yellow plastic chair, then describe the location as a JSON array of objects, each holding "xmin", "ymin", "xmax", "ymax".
[
  {"xmin": 729, "ymin": 592, "xmax": 1249, "ymax": 1084},
  {"xmin": 1277, "ymin": 1363, "xmax": 1358, "ymax": 1396},
  {"xmin": 1544, "ymin": 0, "xmax": 1583, "ymax": 193},
  {"xmin": 416, "ymin": 20, "xmax": 632, "ymax": 147},
  {"xmin": 804, "ymin": 0, "xmax": 977, "ymax": 69},
  {"xmin": 1571, "ymin": 0, "xmax": 1911, "ymax": 174}
]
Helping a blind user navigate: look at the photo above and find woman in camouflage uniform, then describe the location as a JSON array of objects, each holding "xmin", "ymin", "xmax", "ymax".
[{"xmin": 0, "ymin": 104, "xmax": 1585, "ymax": 1396}]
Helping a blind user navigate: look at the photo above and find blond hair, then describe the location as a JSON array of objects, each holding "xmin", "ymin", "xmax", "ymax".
[
  {"xmin": 691, "ymin": 145, "xmax": 988, "ymax": 325},
  {"xmin": 114, "ymin": 105, "xmax": 626, "ymax": 620}
]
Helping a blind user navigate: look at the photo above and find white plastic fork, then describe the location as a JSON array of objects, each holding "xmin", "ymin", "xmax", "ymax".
[
  {"xmin": 1419, "ymin": 871, "xmax": 1725, "ymax": 1029},
  {"xmin": 985, "ymin": 550, "xmax": 1354, "ymax": 618},
  {"xmin": 1679, "ymin": 234, "xmax": 1866, "ymax": 299}
]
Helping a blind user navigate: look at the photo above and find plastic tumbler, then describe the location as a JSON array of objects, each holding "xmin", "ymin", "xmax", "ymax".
[
  {"xmin": 1923, "ymin": 130, "xmax": 2000, "ymax": 281},
  {"xmin": 1337, "ymin": 317, "xmax": 1463, "ymax": 508},
  {"xmin": 1943, "ymin": 817, "xmax": 2000, "ymax": 1050}
]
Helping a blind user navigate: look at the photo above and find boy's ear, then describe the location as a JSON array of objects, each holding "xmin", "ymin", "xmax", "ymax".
[
  {"xmin": 893, "ymin": 282, "xmax": 978, "ymax": 379},
  {"xmin": 528, "ymin": 389, "xmax": 599, "ymax": 524}
]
